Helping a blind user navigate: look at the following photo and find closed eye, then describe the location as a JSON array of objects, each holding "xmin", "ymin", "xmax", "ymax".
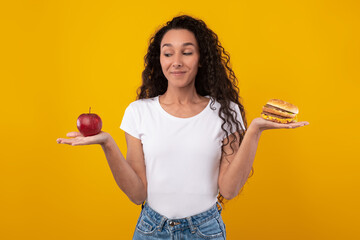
[{"xmin": 163, "ymin": 52, "xmax": 193, "ymax": 57}]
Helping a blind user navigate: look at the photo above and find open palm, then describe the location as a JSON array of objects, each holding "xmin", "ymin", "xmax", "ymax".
[
  {"xmin": 56, "ymin": 131, "xmax": 110, "ymax": 146},
  {"xmin": 251, "ymin": 117, "xmax": 309, "ymax": 132}
]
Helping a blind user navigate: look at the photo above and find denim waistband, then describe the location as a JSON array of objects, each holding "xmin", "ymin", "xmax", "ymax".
[{"xmin": 140, "ymin": 201, "xmax": 223, "ymax": 233}]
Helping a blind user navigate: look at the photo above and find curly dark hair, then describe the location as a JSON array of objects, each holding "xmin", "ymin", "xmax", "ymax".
[{"xmin": 136, "ymin": 14, "xmax": 254, "ymax": 209}]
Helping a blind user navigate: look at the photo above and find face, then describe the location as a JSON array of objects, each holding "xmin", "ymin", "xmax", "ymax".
[{"xmin": 160, "ymin": 29, "xmax": 200, "ymax": 88}]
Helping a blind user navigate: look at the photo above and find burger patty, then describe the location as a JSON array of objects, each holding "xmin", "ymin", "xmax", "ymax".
[
  {"xmin": 265, "ymin": 104, "xmax": 296, "ymax": 114},
  {"xmin": 261, "ymin": 111, "xmax": 294, "ymax": 119}
]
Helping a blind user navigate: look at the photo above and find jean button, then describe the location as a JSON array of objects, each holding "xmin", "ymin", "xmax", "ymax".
[{"xmin": 169, "ymin": 221, "xmax": 174, "ymax": 226}]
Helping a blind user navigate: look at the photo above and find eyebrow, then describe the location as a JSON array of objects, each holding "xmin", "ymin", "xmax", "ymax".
[{"xmin": 161, "ymin": 42, "xmax": 196, "ymax": 48}]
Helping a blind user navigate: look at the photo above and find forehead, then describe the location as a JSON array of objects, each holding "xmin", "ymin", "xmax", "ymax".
[{"xmin": 161, "ymin": 29, "xmax": 198, "ymax": 47}]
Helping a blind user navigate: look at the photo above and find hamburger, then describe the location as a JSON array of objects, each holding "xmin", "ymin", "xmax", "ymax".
[{"xmin": 261, "ymin": 99, "xmax": 299, "ymax": 123}]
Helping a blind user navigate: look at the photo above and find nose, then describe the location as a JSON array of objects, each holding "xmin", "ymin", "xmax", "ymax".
[{"xmin": 172, "ymin": 54, "xmax": 183, "ymax": 68}]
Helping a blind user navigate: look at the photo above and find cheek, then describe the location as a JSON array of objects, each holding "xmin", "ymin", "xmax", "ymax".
[
  {"xmin": 190, "ymin": 59, "xmax": 200, "ymax": 69},
  {"xmin": 160, "ymin": 57, "xmax": 170, "ymax": 71},
  {"xmin": 190, "ymin": 55, "xmax": 200, "ymax": 66}
]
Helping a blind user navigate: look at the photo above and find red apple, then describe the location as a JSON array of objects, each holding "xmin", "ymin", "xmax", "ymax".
[{"xmin": 77, "ymin": 107, "xmax": 102, "ymax": 137}]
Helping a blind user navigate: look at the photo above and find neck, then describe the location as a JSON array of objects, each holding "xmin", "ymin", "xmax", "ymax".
[{"xmin": 160, "ymin": 87, "xmax": 203, "ymax": 105}]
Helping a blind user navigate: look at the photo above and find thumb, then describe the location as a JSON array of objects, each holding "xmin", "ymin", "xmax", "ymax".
[{"xmin": 66, "ymin": 132, "xmax": 83, "ymax": 137}]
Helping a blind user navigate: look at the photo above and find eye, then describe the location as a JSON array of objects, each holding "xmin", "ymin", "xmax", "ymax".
[
  {"xmin": 164, "ymin": 53, "xmax": 172, "ymax": 57},
  {"xmin": 183, "ymin": 52, "xmax": 193, "ymax": 55}
]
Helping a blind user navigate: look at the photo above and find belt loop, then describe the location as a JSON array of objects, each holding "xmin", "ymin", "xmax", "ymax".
[
  {"xmin": 157, "ymin": 216, "xmax": 167, "ymax": 232},
  {"xmin": 186, "ymin": 216, "xmax": 197, "ymax": 234},
  {"xmin": 216, "ymin": 201, "xmax": 223, "ymax": 214}
]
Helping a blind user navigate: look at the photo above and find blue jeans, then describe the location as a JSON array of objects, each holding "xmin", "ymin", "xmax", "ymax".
[{"xmin": 132, "ymin": 201, "xmax": 226, "ymax": 239}]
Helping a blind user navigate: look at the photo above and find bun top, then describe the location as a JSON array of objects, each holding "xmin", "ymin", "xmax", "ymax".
[{"xmin": 266, "ymin": 99, "xmax": 299, "ymax": 114}]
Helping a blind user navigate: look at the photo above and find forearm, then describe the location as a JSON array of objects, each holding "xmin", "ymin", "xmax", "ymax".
[
  {"xmin": 101, "ymin": 137, "xmax": 146, "ymax": 205},
  {"xmin": 221, "ymin": 124, "xmax": 262, "ymax": 199}
]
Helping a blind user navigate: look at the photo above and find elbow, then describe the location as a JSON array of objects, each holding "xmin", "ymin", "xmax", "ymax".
[
  {"xmin": 134, "ymin": 199, "xmax": 145, "ymax": 205},
  {"xmin": 219, "ymin": 189, "xmax": 237, "ymax": 200},
  {"xmin": 130, "ymin": 197, "xmax": 146, "ymax": 206},
  {"xmin": 219, "ymin": 178, "xmax": 247, "ymax": 200},
  {"xmin": 219, "ymin": 181, "xmax": 238, "ymax": 200},
  {"xmin": 130, "ymin": 192, "xmax": 147, "ymax": 206},
  {"xmin": 223, "ymin": 193, "xmax": 237, "ymax": 200}
]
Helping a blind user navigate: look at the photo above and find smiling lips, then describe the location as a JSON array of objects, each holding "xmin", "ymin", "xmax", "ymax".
[{"xmin": 171, "ymin": 71, "xmax": 186, "ymax": 76}]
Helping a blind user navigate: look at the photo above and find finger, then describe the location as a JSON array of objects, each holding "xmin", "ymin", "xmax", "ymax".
[
  {"xmin": 66, "ymin": 132, "xmax": 83, "ymax": 137},
  {"xmin": 295, "ymin": 121, "xmax": 309, "ymax": 126},
  {"xmin": 71, "ymin": 137, "xmax": 84, "ymax": 146},
  {"xmin": 287, "ymin": 121, "xmax": 309, "ymax": 129},
  {"xmin": 271, "ymin": 122, "xmax": 293, "ymax": 128},
  {"xmin": 56, "ymin": 138, "xmax": 73, "ymax": 145},
  {"xmin": 72, "ymin": 136, "xmax": 98, "ymax": 146}
]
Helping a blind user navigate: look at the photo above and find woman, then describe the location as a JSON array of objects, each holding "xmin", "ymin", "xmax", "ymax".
[{"xmin": 57, "ymin": 15, "xmax": 309, "ymax": 240}]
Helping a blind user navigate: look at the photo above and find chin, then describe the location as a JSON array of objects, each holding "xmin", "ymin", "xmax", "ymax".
[{"xmin": 168, "ymin": 79, "xmax": 193, "ymax": 88}]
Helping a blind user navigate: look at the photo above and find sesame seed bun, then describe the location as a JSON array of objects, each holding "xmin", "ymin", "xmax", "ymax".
[
  {"xmin": 267, "ymin": 99, "xmax": 299, "ymax": 114},
  {"xmin": 261, "ymin": 99, "xmax": 299, "ymax": 123},
  {"xmin": 262, "ymin": 106, "xmax": 296, "ymax": 118}
]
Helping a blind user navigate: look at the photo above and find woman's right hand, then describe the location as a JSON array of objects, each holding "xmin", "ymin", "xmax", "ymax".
[{"xmin": 56, "ymin": 131, "xmax": 111, "ymax": 146}]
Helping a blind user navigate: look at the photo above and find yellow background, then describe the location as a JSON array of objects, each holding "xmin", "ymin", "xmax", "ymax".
[{"xmin": 1, "ymin": 0, "xmax": 359, "ymax": 239}]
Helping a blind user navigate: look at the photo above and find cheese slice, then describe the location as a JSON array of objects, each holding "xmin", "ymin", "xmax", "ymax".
[{"xmin": 261, "ymin": 114, "xmax": 298, "ymax": 123}]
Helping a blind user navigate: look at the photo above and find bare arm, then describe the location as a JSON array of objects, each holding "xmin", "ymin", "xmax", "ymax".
[
  {"xmin": 101, "ymin": 135, "xmax": 147, "ymax": 205},
  {"xmin": 218, "ymin": 118, "xmax": 309, "ymax": 199},
  {"xmin": 218, "ymin": 125, "xmax": 260, "ymax": 199}
]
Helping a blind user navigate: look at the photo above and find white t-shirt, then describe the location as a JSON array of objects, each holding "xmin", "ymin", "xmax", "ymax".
[{"xmin": 120, "ymin": 95, "xmax": 245, "ymax": 218}]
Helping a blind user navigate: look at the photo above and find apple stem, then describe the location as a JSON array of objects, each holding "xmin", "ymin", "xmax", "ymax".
[{"xmin": 89, "ymin": 107, "xmax": 91, "ymax": 113}]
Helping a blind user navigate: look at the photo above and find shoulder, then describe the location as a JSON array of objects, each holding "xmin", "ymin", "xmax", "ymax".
[
  {"xmin": 229, "ymin": 101, "xmax": 241, "ymax": 112},
  {"xmin": 127, "ymin": 96, "xmax": 158, "ymax": 110},
  {"xmin": 209, "ymin": 97, "xmax": 240, "ymax": 112}
]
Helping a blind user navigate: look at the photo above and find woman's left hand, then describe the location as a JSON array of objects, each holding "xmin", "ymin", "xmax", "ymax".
[{"xmin": 250, "ymin": 117, "xmax": 309, "ymax": 133}]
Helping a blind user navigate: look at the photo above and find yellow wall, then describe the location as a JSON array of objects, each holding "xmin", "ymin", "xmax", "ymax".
[{"xmin": 1, "ymin": 0, "xmax": 359, "ymax": 239}]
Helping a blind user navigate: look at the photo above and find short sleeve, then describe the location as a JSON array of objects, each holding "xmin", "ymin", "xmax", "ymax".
[
  {"xmin": 224, "ymin": 102, "xmax": 246, "ymax": 136},
  {"xmin": 120, "ymin": 103, "xmax": 141, "ymax": 139}
]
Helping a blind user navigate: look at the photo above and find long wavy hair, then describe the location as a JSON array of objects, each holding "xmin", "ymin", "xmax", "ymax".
[{"xmin": 136, "ymin": 14, "xmax": 254, "ymax": 209}]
